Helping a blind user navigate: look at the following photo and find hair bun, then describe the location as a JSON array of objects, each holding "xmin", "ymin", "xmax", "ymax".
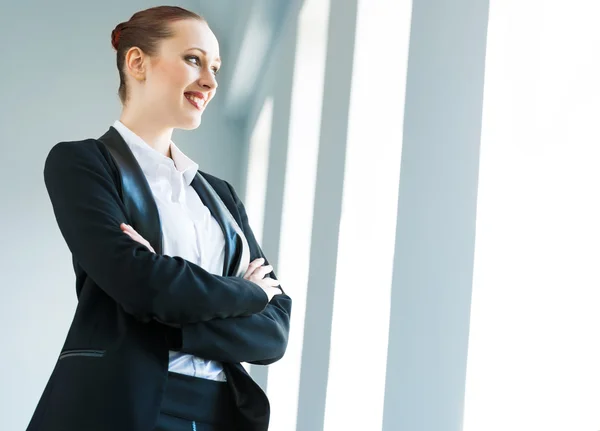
[{"xmin": 111, "ymin": 25, "xmax": 123, "ymax": 50}]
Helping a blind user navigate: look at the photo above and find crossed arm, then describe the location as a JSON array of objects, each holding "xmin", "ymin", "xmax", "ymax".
[
  {"xmin": 44, "ymin": 141, "xmax": 291, "ymax": 365},
  {"xmin": 120, "ymin": 182, "xmax": 292, "ymax": 365},
  {"xmin": 175, "ymin": 284, "xmax": 291, "ymax": 365}
]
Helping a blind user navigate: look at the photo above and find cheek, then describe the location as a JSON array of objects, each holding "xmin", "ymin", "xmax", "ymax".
[{"xmin": 152, "ymin": 62, "xmax": 192, "ymax": 95}]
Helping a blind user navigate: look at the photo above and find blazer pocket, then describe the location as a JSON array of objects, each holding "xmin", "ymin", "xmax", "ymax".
[{"xmin": 58, "ymin": 349, "xmax": 106, "ymax": 360}]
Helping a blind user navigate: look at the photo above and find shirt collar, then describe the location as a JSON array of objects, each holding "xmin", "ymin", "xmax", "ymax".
[
  {"xmin": 170, "ymin": 141, "xmax": 200, "ymax": 185},
  {"xmin": 112, "ymin": 120, "xmax": 199, "ymax": 185}
]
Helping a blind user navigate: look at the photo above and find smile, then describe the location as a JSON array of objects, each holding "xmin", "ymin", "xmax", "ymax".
[{"xmin": 184, "ymin": 93, "xmax": 205, "ymax": 111}]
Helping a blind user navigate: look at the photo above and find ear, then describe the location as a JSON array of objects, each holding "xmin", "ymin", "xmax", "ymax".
[{"xmin": 124, "ymin": 47, "xmax": 146, "ymax": 82}]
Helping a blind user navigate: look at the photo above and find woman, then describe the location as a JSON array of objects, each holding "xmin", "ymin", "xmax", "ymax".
[{"xmin": 26, "ymin": 6, "xmax": 291, "ymax": 431}]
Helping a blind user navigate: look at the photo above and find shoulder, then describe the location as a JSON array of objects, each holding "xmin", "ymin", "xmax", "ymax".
[
  {"xmin": 48, "ymin": 138, "xmax": 112, "ymax": 158},
  {"xmin": 46, "ymin": 138, "xmax": 108, "ymax": 162},
  {"xmin": 44, "ymin": 138, "xmax": 119, "ymax": 181}
]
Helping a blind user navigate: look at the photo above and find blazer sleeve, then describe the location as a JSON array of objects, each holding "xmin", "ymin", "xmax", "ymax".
[
  {"xmin": 44, "ymin": 141, "xmax": 269, "ymax": 324},
  {"xmin": 172, "ymin": 181, "xmax": 292, "ymax": 365},
  {"xmin": 172, "ymin": 182, "xmax": 292, "ymax": 365},
  {"xmin": 175, "ymin": 295, "xmax": 291, "ymax": 365}
]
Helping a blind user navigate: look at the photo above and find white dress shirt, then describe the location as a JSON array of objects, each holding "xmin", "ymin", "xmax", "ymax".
[{"xmin": 112, "ymin": 120, "xmax": 227, "ymax": 382}]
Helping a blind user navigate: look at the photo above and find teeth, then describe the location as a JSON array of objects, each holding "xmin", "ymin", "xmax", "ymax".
[{"xmin": 186, "ymin": 94, "xmax": 202, "ymax": 105}]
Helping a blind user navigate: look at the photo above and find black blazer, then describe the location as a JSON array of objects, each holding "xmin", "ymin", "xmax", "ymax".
[{"xmin": 27, "ymin": 126, "xmax": 292, "ymax": 431}]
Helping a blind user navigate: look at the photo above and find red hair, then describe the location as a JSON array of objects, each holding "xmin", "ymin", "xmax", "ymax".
[{"xmin": 110, "ymin": 6, "xmax": 206, "ymax": 104}]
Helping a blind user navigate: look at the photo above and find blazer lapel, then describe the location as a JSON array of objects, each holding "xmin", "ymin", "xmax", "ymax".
[
  {"xmin": 190, "ymin": 173, "xmax": 246, "ymax": 277},
  {"xmin": 98, "ymin": 126, "xmax": 164, "ymax": 255},
  {"xmin": 98, "ymin": 125, "xmax": 248, "ymax": 278}
]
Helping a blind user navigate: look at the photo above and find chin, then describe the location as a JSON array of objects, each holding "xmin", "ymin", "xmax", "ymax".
[{"xmin": 178, "ymin": 115, "xmax": 203, "ymax": 130}]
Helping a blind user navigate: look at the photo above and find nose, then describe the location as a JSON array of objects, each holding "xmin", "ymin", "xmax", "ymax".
[{"xmin": 198, "ymin": 68, "xmax": 218, "ymax": 91}]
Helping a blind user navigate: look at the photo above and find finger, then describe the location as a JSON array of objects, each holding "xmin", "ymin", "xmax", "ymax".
[
  {"xmin": 122, "ymin": 224, "xmax": 151, "ymax": 246},
  {"xmin": 124, "ymin": 231, "xmax": 155, "ymax": 253},
  {"xmin": 123, "ymin": 230, "xmax": 145, "ymax": 246},
  {"xmin": 248, "ymin": 258, "xmax": 265, "ymax": 271},
  {"xmin": 254, "ymin": 265, "xmax": 274, "ymax": 279},
  {"xmin": 246, "ymin": 264, "xmax": 271, "ymax": 280},
  {"xmin": 244, "ymin": 258, "xmax": 265, "ymax": 278},
  {"xmin": 123, "ymin": 224, "xmax": 138, "ymax": 234},
  {"xmin": 262, "ymin": 277, "xmax": 281, "ymax": 287},
  {"xmin": 245, "ymin": 264, "xmax": 269, "ymax": 280},
  {"xmin": 123, "ymin": 229, "xmax": 141, "ymax": 242}
]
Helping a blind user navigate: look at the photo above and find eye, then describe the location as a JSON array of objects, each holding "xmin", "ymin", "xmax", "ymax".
[
  {"xmin": 211, "ymin": 67, "xmax": 220, "ymax": 76},
  {"xmin": 185, "ymin": 55, "xmax": 200, "ymax": 66}
]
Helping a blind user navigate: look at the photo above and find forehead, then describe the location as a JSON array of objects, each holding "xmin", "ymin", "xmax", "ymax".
[{"xmin": 163, "ymin": 19, "xmax": 220, "ymax": 58}]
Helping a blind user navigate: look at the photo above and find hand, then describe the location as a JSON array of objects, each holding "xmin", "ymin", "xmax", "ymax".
[
  {"xmin": 244, "ymin": 258, "xmax": 282, "ymax": 302},
  {"xmin": 120, "ymin": 223, "xmax": 155, "ymax": 253}
]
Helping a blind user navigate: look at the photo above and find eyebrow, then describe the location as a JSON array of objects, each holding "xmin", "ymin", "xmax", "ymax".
[{"xmin": 188, "ymin": 47, "xmax": 221, "ymax": 64}]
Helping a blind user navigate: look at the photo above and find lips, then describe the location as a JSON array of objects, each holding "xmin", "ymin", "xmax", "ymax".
[{"xmin": 184, "ymin": 92, "xmax": 205, "ymax": 111}]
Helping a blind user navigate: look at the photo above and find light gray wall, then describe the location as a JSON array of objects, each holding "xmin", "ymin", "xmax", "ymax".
[
  {"xmin": 0, "ymin": 1, "xmax": 242, "ymax": 429},
  {"xmin": 382, "ymin": 0, "xmax": 489, "ymax": 429}
]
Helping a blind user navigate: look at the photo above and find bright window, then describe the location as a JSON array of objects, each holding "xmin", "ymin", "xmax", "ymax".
[
  {"xmin": 323, "ymin": 1, "xmax": 413, "ymax": 429},
  {"xmin": 464, "ymin": 2, "xmax": 600, "ymax": 430}
]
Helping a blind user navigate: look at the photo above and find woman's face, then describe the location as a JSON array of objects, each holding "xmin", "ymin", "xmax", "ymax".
[{"xmin": 141, "ymin": 19, "xmax": 221, "ymax": 130}]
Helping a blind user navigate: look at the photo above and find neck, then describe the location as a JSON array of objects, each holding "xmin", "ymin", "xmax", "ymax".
[{"xmin": 119, "ymin": 108, "xmax": 174, "ymax": 158}]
